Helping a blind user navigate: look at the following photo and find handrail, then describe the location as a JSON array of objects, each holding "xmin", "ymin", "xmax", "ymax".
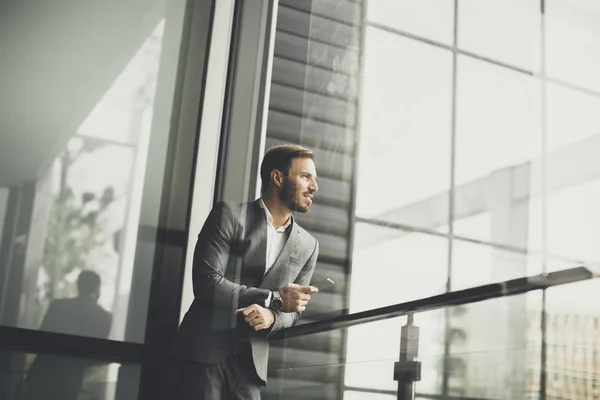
[
  {"xmin": 3, "ymin": 267, "xmax": 593, "ymax": 362},
  {"xmin": 271, "ymin": 266, "xmax": 595, "ymax": 340},
  {"xmin": 0, "ymin": 326, "xmax": 144, "ymax": 363}
]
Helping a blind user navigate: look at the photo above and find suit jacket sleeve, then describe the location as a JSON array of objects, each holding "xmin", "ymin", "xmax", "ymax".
[
  {"xmin": 266, "ymin": 239, "xmax": 319, "ymax": 336},
  {"xmin": 192, "ymin": 201, "xmax": 271, "ymax": 310}
]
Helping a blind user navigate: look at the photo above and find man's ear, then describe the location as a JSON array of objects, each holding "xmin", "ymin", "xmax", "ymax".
[{"xmin": 271, "ymin": 169, "xmax": 284, "ymax": 188}]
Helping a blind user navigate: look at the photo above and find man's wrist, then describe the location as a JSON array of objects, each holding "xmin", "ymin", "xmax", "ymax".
[{"xmin": 266, "ymin": 308, "xmax": 275, "ymax": 328}]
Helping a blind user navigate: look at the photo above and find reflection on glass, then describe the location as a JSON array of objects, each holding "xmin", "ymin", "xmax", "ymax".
[
  {"xmin": 357, "ymin": 27, "xmax": 452, "ymax": 230},
  {"xmin": 36, "ymin": 270, "xmax": 111, "ymax": 340},
  {"xmin": 451, "ymin": 237, "xmax": 542, "ymax": 291},
  {"xmin": 546, "ymin": 0, "xmax": 600, "ymax": 92},
  {"xmin": 264, "ymin": 346, "xmax": 340, "ymax": 398},
  {"xmin": 78, "ymin": 22, "xmax": 164, "ymax": 146},
  {"xmin": 0, "ymin": 0, "xmax": 175, "ymax": 343},
  {"xmin": 455, "ymin": 55, "xmax": 540, "ymax": 187},
  {"xmin": 454, "ymin": 55, "xmax": 541, "ymax": 248},
  {"xmin": 366, "ymin": 0, "xmax": 455, "ymax": 45},
  {"xmin": 547, "ymin": 179, "xmax": 600, "ymax": 265},
  {"xmin": 24, "ymin": 138, "xmax": 135, "ymax": 337},
  {"xmin": 458, "ymin": 0, "xmax": 541, "ymax": 71},
  {"xmin": 447, "ymin": 292, "xmax": 542, "ymax": 399},
  {"xmin": 546, "ymin": 82, "xmax": 600, "ymax": 153},
  {"xmin": 1, "ymin": 350, "xmax": 139, "ymax": 400},
  {"xmin": 351, "ymin": 223, "xmax": 448, "ymax": 312},
  {"xmin": 347, "ymin": 2, "xmax": 600, "ymax": 399},
  {"xmin": 546, "ymin": 280, "xmax": 600, "ymax": 399}
]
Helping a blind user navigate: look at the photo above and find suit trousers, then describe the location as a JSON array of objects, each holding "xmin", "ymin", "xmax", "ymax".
[{"xmin": 164, "ymin": 342, "xmax": 262, "ymax": 400}]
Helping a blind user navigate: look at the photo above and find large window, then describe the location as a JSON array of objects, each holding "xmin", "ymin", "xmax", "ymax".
[
  {"xmin": 347, "ymin": 0, "xmax": 600, "ymax": 399},
  {"xmin": 0, "ymin": 0, "xmax": 171, "ymax": 343},
  {"xmin": 0, "ymin": 0, "xmax": 214, "ymax": 398},
  {"xmin": 356, "ymin": 27, "xmax": 453, "ymax": 231}
]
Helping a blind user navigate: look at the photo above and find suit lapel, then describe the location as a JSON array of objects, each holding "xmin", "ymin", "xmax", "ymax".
[{"xmin": 243, "ymin": 201, "xmax": 267, "ymax": 276}]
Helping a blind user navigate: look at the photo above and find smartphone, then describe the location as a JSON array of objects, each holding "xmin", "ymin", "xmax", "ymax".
[{"xmin": 312, "ymin": 278, "xmax": 335, "ymax": 290}]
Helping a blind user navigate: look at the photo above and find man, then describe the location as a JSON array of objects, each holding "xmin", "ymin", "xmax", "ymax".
[
  {"xmin": 169, "ymin": 144, "xmax": 320, "ymax": 399},
  {"xmin": 24, "ymin": 270, "xmax": 112, "ymax": 400}
]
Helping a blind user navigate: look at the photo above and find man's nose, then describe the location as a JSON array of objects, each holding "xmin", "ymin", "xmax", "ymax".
[{"xmin": 310, "ymin": 179, "xmax": 318, "ymax": 192}]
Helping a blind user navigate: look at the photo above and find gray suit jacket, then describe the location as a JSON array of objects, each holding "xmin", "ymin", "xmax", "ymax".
[{"xmin": 173, "ymin": 199, "xmax": 319, "ymax": 383}]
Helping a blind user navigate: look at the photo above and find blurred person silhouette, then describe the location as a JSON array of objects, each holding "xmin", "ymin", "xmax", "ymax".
[{"xmin": 23, "ymin": 270, "xmax": 112, "ymax": 400}]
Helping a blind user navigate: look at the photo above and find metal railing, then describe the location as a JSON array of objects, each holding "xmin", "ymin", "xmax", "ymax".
[{"xmin": 272, "ymin": 266, "xmax": 597, "ymax": 400}]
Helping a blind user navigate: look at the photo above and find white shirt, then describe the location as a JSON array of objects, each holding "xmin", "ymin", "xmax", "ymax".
[
  {"xmin": 259, "ymin": 198, "xmax": 292, "ymax": 273},
  {"xmin": 259, "ymin": 198, "xmax": 292, "ymax": 307}
]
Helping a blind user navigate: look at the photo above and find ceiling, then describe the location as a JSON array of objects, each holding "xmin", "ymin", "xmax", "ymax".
[{"xmin": 0, "ymin": 0, "xmax": 163, "ymax": 186}]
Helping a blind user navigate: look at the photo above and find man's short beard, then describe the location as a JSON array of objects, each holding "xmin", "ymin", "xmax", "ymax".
[
  {"xmin": 280, "ymin": 178, "xmax": 309, "ymax": 213},
  {"xmin": 290, "ymin": 202, "xmax": 309, "ymax": 213}
]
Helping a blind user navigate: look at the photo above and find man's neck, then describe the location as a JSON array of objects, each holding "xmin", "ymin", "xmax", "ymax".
[
  {"xmin": 77, "ymin": 294, "xmax": 98, "ymax": 302},
  {"xmin": 261, "ymin": 196, "xmax": 291, "ymax": 229}
]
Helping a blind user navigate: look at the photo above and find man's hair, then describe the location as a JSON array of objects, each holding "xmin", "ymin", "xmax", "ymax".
[
  {"xmin": 260, "ymin": 144, "xmax": 315, "ymax": 193},
  {"xmin": 77, "ymin": 270, "xmax": 102, "ymax": 296}
]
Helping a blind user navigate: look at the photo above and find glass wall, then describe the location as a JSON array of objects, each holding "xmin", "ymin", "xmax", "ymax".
[
  {"xmin": 0, "ymin": 0, "xmax": 187, "ymax": 343},
  {"xmin": 259, "ymin": 0, "xmax": 600, "ymax": 399},
  {"xmin": 2, "ymin": 0, "xmax": 595, "ymax": 398},
  {"xmin": 347, "ymin": 0, "xmax": 600, "ymax": 399},
  {"xmin": 206, "ymin": 0, "xmax": 600, "ymax": 398},
  {"xmin": 0, "ymin": 0, "xmax": 207, "ymax": 397}
]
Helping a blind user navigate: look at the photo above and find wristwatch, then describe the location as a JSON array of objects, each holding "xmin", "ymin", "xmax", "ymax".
[{"xmin": 270, "ymin": 291, "xmax": 283, "ymax": 311}]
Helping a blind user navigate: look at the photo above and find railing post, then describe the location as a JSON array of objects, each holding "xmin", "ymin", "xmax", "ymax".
[{"xmin": 394, "ymin": 313, "xmax": 421, "ymax": 400}]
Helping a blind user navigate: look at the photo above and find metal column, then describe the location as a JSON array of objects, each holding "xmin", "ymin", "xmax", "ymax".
[{"xmin": 394, "ymin": 313, "xmax": 421, "ymax": 400}]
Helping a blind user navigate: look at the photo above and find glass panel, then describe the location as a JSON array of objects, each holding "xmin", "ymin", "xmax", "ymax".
[
  {"xmin": 546, "ymin": 0, "xmax": 600, "ymax": 93},
  {"xmin": 351, "ymin": 223, "xmax": 448, "ymax": 312},
  {"xmin": 366, "ymin": 0, "xmax": 455, "ymax": 45},
  {"xmin": 546, "ymin": 179, "xmax": 600, "ymax": 265},
  {"xmin": 263, "ymin": 338, "xmax": 342, "ymax": 398},
  {"xmin": 455, "ymin": 55, "xmax": 541, "ymax": 186},
  {"xmin": 543, "ymin": 10, "xmax": 600, "ymax": 396},
  {"xmin": 458, "ymin": 0, "xmax": 541, "ymax": 71},
  {"xmin": 545, "ymin": 81, "xmax": 600, "ymax": 268},
  {"xmin": 268, "ymin": 315, "xmax": 447, "ymax": 399},
  {"xmin": 268, "ymin": 3, "xmax": 600, "ymax": 400},
  {"xmin": 454, "ymin": 55, "xmax": 541, "ymax": 248},
  {"xmin": 0, "ymin": 0, "xmax": 186, "ymax": 342},
  {"xmin": 267, "ymin": 293, "xmax": 552, "ymax": 400},
  {"xmin": 357, "ymin": 27, "xmax": 453, "ymax": 231},
  {"xmin": 447, "ymin": 292, "xmax": 542, "ymax": 399},
  {"xmin": 344, "ymin": 311, "xmax": 445, "ymax": 395},
  {"xmin": 451, "ymin": 238, "xmax": 543, "ymax": 291},
  {"xmin": 546, "ymin": 82, "xmax": 600, "ymax": 153},
  {"xmin": 0, "ymin": 350, "xmax": 139, "ymax": 400},
  {"xmin": 546, "ymin": 279, "xmax": 600, "ymax": 399}
]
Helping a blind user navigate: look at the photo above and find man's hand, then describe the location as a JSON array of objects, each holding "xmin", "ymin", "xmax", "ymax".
[
  {"xmin": 280, "ymin": 283, "xmax": 318, "ymax": 313},
  {"xmin": 236, "ymin": 304, "xmax": 275, "ymax": 331}
]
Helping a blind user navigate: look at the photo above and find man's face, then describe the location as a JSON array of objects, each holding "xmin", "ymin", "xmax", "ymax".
[{"xmin": 279, "ymin": 158, "xmax": 318, "ymax": 213}]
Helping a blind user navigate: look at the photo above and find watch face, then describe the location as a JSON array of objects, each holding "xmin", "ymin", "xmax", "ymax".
[{"xmin": 272, "ymin": 297, "xmax": 283, "ymax": 311}]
